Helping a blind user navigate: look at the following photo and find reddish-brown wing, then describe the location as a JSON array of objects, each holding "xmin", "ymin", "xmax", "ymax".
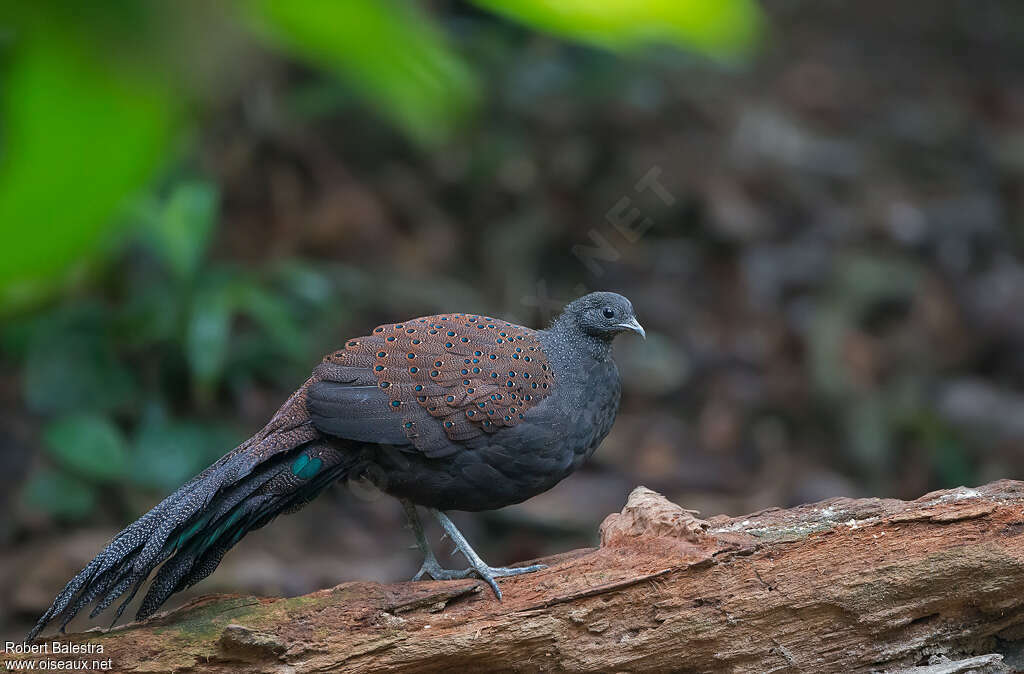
[{"xmin": 320, "ymin": 313, "xmax": 555, "ymax": 445}]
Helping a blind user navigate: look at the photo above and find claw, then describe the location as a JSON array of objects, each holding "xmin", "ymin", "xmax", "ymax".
[
  {"xmin": 428, "ymin": 509, "xmax": 548, "ymax": 599},
  {"xmin": 411, "ymin": 558, "xmax": 473, "ymax": 582},
  {"xmin": 403, "ymin": 500, "xmax": 547, "ymax": 599},
  {"xmin": 483, "ymin": 576, "xmax": 502, "ymax": 600}
]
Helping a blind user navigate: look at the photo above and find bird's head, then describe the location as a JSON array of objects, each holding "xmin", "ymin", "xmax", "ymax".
[{"xmin": 561, "ymin": 291, "xmax": 645, "ymax": 341}]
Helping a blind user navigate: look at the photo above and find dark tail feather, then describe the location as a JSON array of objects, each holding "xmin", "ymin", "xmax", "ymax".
[
  {"xmin": 134, "ymin": 444, "xmax": 354, "ymax": 620},
  {"xmin": 28, "ymin": 429, "xmax": 353, "ymax": 641}
]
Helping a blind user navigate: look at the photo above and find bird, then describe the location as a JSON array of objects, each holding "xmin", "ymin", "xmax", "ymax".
[{"xmin": 29, "ymin": 291, "xmax": 644, "ymax": 641}]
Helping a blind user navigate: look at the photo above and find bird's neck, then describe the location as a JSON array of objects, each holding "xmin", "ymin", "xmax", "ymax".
[{"xmin": 542, "ymin": 315, "xmax": 614, "ymax": 366}]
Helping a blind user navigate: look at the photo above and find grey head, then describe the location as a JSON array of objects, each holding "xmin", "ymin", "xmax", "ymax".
[{"xmin": 552, "ymin": 291, "xmax": 645, "ymax": 341}]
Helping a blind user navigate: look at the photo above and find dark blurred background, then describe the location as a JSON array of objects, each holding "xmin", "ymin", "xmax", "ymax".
[{"xmin": 3, "ymin": 0, "xmax": 1024, "ymax": 640}]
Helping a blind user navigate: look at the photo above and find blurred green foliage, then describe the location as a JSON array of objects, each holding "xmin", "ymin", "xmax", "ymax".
[
  {"xmin": 476, "ymin": 0, "xmax": 761, "ymax": 56},
  {"xmin": 245, "ymin": 0, "xmax": 480, "ymax": 146},
  {"xmin": 23, "ymin": 469, "xmax": 97, "ymax": 521},
  {"xmin": 43, "ymin": 414, "xmax": 129, "ymax": 482},
  {"xmin": 0, "ymin": 0, "xmax": 761, "ymax": 314},
  {"xmin": 4, "ymin": 175, "xmax": 338, "ymax": 519},
  {"xmin": 130, "ymin": 412, "xmax": 240, "ymax": 492},
  {"xmin": 0, "ymin": 16, "xmax": 177, "ymax": 313},
  {"xmin": 0, "ymin": 0, "xmax": 762, "ymax": 519}
]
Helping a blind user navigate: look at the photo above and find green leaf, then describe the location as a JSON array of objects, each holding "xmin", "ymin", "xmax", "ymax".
[
  {"xmin": 43, "ymin": 414, "xmax": 129, "ymax": 482},
  {"xmin": 131, "ymin": 418, "xmax": 239, "ymax": 491},
  {"xmin": 22, "ymin": 468, "xmax": 98, "ymax": 521},
  {"xmin": 148, "ymin": 181, "xmax": 219, "ymax": 281},
  {"xmin": 471, "ymin": 0, "xmax": 762, "ymax": 58},
  {"xmin": 186, "ymin": 271, "xmax": 312, "ymax": 391},
  {"xmin": 274, "ymin": 262, "xmax": 333, "ymax": 309},
  {"xmin": 232, "ymin": 282, "xmax": 307, "ymax": 361},
  {"xmin": 186, "ymin": 277, "xmax": 234, "ymax": 393},
  {"xmin": 245, "ymin": 0, "xmax": 478, "ymax": 146},
  {"xmin": 117, "ymin": 281, "xmax": 182, "ymax": 346},
  {"xmin": 24, "ymin": 305, "xmax": 136, "ymax": 414},
  {"xmin": 0, "ymin": 23, "xmax": 178, "ymax": 312}
]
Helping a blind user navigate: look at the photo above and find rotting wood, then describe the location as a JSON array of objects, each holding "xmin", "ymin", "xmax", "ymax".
[{"xmin": 13, "ymin": 480, "xmax": 1024, "ymax": 673}]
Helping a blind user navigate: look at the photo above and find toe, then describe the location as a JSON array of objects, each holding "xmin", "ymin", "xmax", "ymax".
[
  {"xmin": 487, "ymin": 564, "xmax": 547, "ymax": 578},
  {"xmin": 481, "ymin": 575, "xmax": 502, "ymax": 600}
]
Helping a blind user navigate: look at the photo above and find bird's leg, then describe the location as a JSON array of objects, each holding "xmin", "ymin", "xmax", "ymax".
[
  {"xmin": 402, "ymin": 500, "xmax": 473, "ymax": 582},
  {"xmin": 430, "ymin": 508, "xmax": 547, "ymax": 600}
]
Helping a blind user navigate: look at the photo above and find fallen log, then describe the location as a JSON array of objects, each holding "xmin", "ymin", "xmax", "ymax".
[{"xmin": 10, "ymin": 480, "xmax": 1024, "ymax": 673}]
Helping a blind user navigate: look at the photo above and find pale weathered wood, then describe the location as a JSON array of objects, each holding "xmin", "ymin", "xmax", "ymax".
[{"xmin": 11, "ymin": 481, "xmax": 1024, "ymax": 673}]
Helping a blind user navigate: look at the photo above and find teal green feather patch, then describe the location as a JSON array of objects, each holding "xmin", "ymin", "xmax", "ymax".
[
  {"xmin": 291, "ymin": 453, "xmax": 310, "ymax": 476},
  {"xmin": 203, "ymin": 508, "xmax": 247, "ymax": 550},
  {"xmin": 297, "ymin": 457, "xmax": 322, "ymax": 480},
  {"xmin": 175, "ymin": 517, "xmax": 208, "ymax": 549},
  {"xmin": 228, "ymin": 526, "xmax": 246, "ymax": 546},
  {"xmin": 217, "ymin": 509, "xmax": 245, "ymax": 537}
]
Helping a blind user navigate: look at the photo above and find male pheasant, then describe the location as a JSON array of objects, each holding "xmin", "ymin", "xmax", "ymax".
[{"xmin": 30, "ymin": 291, "xmax": 644, "ymax": 640}]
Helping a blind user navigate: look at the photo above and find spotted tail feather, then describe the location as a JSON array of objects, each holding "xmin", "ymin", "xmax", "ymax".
[
  {"xmin": 133, "ymin": 443, "xmax": 355, "ymax": 621},
  {"xmin": 26, "ymin": 382, "xmax": 353, "ymax": 641}
]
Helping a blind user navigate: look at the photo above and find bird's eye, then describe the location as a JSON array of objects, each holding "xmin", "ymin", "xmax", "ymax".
[{"xmin": 603, "ymin": 308, "xmax": 615, "ymax": 319}]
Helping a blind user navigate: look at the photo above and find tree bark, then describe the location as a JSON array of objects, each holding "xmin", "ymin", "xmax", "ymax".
[{"xmin": 11, "ymin": 480, "xmax": 1024, "ymax": 673}]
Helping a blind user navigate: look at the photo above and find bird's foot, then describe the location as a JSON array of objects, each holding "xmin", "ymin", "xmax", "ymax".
[
  {"xmin": 411, "ymin": 556, "xmax": 473, "ymax": 582},
  {"xmin": 404, "ymin": 502, "xmax": 547, "ymax": 600},
  {"xmin": 473, "ymin": 563, "xmax": 548, "ymax": 598},
  {"xmin": 431, "ymin": 507, "xmax": 549, "ymax": 600},
  {"xmin": 412, "ymin": 556, "xmax": 547, "ymax": 593},
  {"xmin": 462, "ymin": 561, "xmax": 548, "ymax": 599}
]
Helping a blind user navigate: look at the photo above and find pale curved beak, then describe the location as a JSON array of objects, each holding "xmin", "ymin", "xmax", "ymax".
[{"xmin": 617, "ymin": 317, "xmax": 646, "ymax": 340}]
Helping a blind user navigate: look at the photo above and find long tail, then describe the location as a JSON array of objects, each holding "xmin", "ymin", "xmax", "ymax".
[{"xmin": 28, "ymin": 388, "xmax": 355, "ymax": 641}]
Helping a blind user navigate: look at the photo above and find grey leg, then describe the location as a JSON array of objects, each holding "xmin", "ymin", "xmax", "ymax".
[
  {"xmin": 430, "ymin": 508, "xmax": 547, "ymax": 600},
  {"xmin": 402, "ymin": 500, "xmax": 473, "ymax": 582}
]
